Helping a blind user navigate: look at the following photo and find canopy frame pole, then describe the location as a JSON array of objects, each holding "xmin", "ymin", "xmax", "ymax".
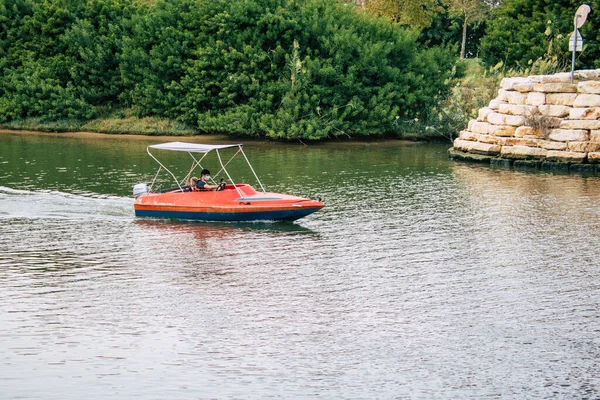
[
  {"xmin": 572, "ymin": 14, "xmax": 579, "ymax": 84},
  {"xmin": 216, "ymin": 148, "xmax": 244, "ymax": 198},
  {"xmin": 213, "ymin": 148, "xmax": 242, "ymax": 179},
  {"xmin": 149, "ymin": 166, "xmax": 163, "ymax": 191},
  {"xmin": 147, "ymin": 147, "xmax": 183, "ymax": 191},
  {"xmin": 239, "ymin": 146, "xmax": 266, "ymax": 192},
  {"xmin": 183, "ymin": 152, "xmax": 210, "ymax": 186}
]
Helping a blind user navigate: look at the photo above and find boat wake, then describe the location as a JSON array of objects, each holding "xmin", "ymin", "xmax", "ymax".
[{"xmin": 0, "ymin": 186, "xmax": 133, "ymax": 221}]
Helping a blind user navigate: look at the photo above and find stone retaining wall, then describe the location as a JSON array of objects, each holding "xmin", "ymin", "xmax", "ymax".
[{"xmin": 449, "ymin": 69, "xmax": 600, "ymax": 171}]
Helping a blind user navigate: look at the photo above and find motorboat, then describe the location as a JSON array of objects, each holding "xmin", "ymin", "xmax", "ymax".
[{"xmin": 133, "ymin": 142, "xmax": 324, "ymax": 221}]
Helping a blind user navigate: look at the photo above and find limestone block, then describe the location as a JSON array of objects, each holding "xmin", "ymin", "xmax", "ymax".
[
  {"xmin": 487, "ymin": 112, "xmax": 505, "ymax": 125},
  {"xmin": 529, "ymin": 73, "xmax": 572, "ymax": 83},
  {"xmin": 505, "ymin": 114, "xmax": 526, "ymax": 126},
  {"xmin": 497, "ymin": 89, "xmax": 509, "ymax": 102},
  {"xmin": 505, "ymin": 91, "xmax": 528, "ymax": 105},
  {"xmin": 559, "ymin": 119, "xmax": 600, "ymax": 130},
  {"xmin": 453, "ymin": 138, "xmax": 468, "ymax": 150},
  {"xmin": 498, "ymin": 103, "xmax": 520, "ymax": 115},
  {"xmin": 548, "ymin": 129, "xmax": 589, "ymax": 142},
  {"xmin": 501, "ymin": 145, "xmax": 547, "ymax": 159},
  {"xmin": 488, "ymin": 99, "xmax": 502, "ymax": 110},
  {"xmin": 577, "ymin": 81, "xmax": 600, "ymax": 94},
  {"xmin": 538, "ymin": 105, "xmax": 571, "ymax": 117},
  {"xmin": 568, "ymin": 141, "xmax": 600, "ymax": 153},
  {"xmin": 539, "ymin": 140, "xmax": 568, "ymax": 151},
  {"xmin": 500, "ymin": 77, "xmax": 531, "ymax": 90},
  {"xmin": 546, "ymin": 93, "xmax": 578, "ymax": 106},
  {"xmin": 478, "ymin": 135, "xmax": 506, "ymax": 145},
  {"xmin": 513, "ymin": 83, "xmax": 534, "ymax": 93},
  {"xmin": 532, "ymin": 83, "xmax": 577, "ymax": 93},
  {"xmin": 477, "ymin": 107, "xmax": 492, "ymax": 122},
  {"xmin": 576, "ymin": 70, "xmax": 600, "ymax": 80},
  {"xmin": 498, "ymin": 104, "xmax": 536, "ymax": 116},
  {"xmin": 588, "ymin": 152, "xmax": 600, "ymax": 163},
  {"xmin": 471, "ymin": 121, "xmax": 490, "ymax": 134},
  {"xmin": 569, "ymin": 107, "xmax": 600, "ymax": 119},
  {"xmin": 513, "ymin": 137, "xmax": 541, "ymax": 147},
  {"xmin": 453, "ymin": 139, "xmax": 501, "ymax": 155},
  {"xmin": 526, "ymin": 92, "xmax": 546, "ymax": 106},
  {"xmin": 546, "ymin": 150, "xmax": 587, "ymax": 163},
  {"xmin": 458, "ymin": 130, "xmax": 479, "ymax": 141},
  {"xmin": 488, "ymin": 124, "xmax": 516, "ymax": 137},
  {"xmin": 515, "ymin": 126, "xmax": 541, "ymax": 137},
  {"xmin": 499, "ymin": 145, "xmax": 514, "ymax": 156},
  {"xmin": 573, "ymin": 94, "xmax": 600, "ymax": 107},
  {"xmin": 591, "ymin": 130, "xmax": 600, "ymax": 142}
]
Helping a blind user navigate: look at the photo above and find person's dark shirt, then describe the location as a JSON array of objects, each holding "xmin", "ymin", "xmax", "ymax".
[{"xmin": 196, "ymin": 179, "xmax": 207, "ymax": 190}]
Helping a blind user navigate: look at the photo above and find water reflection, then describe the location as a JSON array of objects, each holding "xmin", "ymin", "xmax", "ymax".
[
  {"xmin": 133, "ymin": 218, "xmax": 318, "ymax": 237},
  {"xmin": 451, "ymin": 163, "xmax": 600, "ymax": 233},
  {"xmin": 1, "ymin": 133, "xmax": 600, "ymax": 399}
]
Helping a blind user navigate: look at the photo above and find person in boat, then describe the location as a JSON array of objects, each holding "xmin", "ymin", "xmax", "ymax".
[
  {"xmin": 196, "ymin": 169, "xmax": 226, "ymax": 191},
  {"xmin": 187, "ymin": 177, "xmax": 198, "ymax": 192}
]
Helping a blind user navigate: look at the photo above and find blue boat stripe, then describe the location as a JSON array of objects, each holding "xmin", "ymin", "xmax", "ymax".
[{"xmin": 135, "ymin": 208, "xmax": 319, "ymax": 221}]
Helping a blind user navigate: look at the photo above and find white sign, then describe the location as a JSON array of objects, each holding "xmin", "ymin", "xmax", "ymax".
[
  {"xmin": 571, "ymin": 4, "xmax": 591, "ymax": 83},
  {"xmin": 575, "ymin": 4, "xmax": 591, "ymax": 28},
  {"xmin": 570, "ymin": 30, "xmax": 583, "ymax": 52}
]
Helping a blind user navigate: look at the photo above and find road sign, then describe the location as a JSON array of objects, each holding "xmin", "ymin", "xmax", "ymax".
[
  {"xmin": 575, "ymin": 4, "xmax": 591, "ymax": 28},
  {"xmin": 571, "ymin": 5, "xmax": 591, "ymax": 83},
  {"xmin": 570, "ymin": 29, "xmax": 583, "ymax": 51}
]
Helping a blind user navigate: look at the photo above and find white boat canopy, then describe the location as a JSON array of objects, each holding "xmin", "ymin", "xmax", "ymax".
[
  {"xmin": 145, "ymin": 141, "xmax": 265, "ymax": 194},
  {"xmin": 148, "ymin": 141, "xmax": 241, "ymax": 153}
]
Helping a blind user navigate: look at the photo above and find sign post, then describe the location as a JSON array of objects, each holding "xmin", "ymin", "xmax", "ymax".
[{"xmin": 571, "ymin": 4, "xmax": 591, "ymax": 83}]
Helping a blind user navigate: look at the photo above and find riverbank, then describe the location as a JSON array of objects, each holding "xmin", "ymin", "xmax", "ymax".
[
  {"xmin": 0, "ymin": 129, "xmax": 423, "ymax": 149},
  {"xmin": 0, "ymin": 128, "xmax": 215, "ymax": 142},
  {"xmin": 0, "ymin": 115, "xmax": 198, "ymax": 137}
]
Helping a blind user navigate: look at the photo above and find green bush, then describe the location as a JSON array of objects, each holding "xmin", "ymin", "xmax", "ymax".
[
  {"xmin": 1, "ymin": 0, "xmax": 460, "ymax": 140},
  {"xmin": 0, "ymin": 0, "xmax": 135, "ymax": 121},
  {"xmin": 480, "ymin": 0, "xmax": 600, "ymax": 70},
  {"xmin": 120, "ymin": 0, "xmax": 459, "ymax": 139}
]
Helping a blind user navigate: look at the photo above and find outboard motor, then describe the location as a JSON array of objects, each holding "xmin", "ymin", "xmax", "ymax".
[{"xmin": 133, "ymin": 183, "xmax": 150, "ymax": 198}]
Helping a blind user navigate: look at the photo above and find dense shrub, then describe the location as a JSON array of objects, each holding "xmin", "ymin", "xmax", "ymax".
[
  {"xmin": 120, "ymin": 0, "xmax": 460, "ymax": 139},
  {"xmin": 480, "ymin": 0, "xmax": 600, "ymax": 70},
  {"xmin": 0, "ymin": 0, "xmax": 135, "ymax": 121},
  {"xmin": 1, "ymin": 0, "xmax": 460, "ymax": 139}
]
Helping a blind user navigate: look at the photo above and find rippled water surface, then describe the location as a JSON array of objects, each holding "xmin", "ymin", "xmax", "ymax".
[{"xmin": 1, "ymin": 131, "xmax": 599, "ymax": 399}]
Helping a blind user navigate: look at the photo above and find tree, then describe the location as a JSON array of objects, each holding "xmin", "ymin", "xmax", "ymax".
[
  {"xmin": 1, "ymin": 0, "xmax": 460, "ymax": 139},
  {"xmin": 480, "ymin": 0, "xmax": 600, "ymax": 70},
  {"xmin": 122, "ymin": 0, "xmax": 460, "ymax": 139},
  {"xmin": 363, "ymin": 0, "xmax": 444, "ymax": 27},
  {"xmin": 447, "ymin": 0, "xmax": 491, "ymax": 60}
]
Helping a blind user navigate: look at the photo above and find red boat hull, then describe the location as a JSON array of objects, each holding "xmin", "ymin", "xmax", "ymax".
[{"xmin": 133, "ymin": 184, "xmax": 324, "ymax": 222}]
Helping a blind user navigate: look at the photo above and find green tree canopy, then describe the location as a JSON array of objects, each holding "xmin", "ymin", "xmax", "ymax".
[
  {"xmin": 119, "ymin": 0, "xmax": 461, "ymax": 139},
  {"xmin": 0, "ymin": 0, "xmax": 136, "ymax": 120},
  {"xmin": 479, "ymin": 0, "xmax": 600, "ymax": 69},
  {"xmin": 1, "ymin": 0, "xmax": 460, "ymax": 139}
]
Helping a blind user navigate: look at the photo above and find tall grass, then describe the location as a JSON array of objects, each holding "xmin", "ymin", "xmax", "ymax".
[
  {"xmin": 0, "ymin": 109, "xmax": 196, "ymax": 136},
  {"xmin": 424, "ymin": 54, "xmax": 566, "ymax": 142}
]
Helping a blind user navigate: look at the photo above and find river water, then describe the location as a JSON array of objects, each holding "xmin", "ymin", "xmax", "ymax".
[{"xmin": 1, "ymin": 131, "xmax": 599, "ymax": 399}]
